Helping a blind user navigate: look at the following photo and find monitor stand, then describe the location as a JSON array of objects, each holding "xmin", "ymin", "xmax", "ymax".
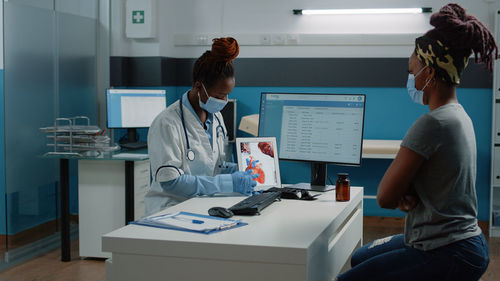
[
  {"xmin": 120, "ymin": 128, "xmax": 147, "ymax": 150},
  {"xmin": 284, "ymin": 162, "xmax": 335, "ymax": 192}
]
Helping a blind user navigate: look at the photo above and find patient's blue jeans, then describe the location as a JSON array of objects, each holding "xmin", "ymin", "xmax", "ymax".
[{"xmin": 337, "ymin": 233, "xmax": 489, "ymax": 281}]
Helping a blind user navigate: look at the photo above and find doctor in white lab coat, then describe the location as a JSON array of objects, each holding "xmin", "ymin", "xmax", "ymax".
[{"xmin": 145, "ymin": 37, "xmax": 258, "ymax": 215}]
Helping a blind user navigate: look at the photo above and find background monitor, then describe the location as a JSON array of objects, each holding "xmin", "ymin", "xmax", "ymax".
[
  {"xmin": 220, "ymin": 99, "xmax": 236, "ymax": 142},
  {"xmin": 106, "ymin": 88, "xmax": 166, "ymax": 149},
  {"xmin": 258, "ymin": 92, "xmax": 366, "ymax": 190}
]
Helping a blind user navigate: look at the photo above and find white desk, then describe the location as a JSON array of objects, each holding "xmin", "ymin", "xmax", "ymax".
[
  {"xmin": 42, "ymin": 152, "xmax": 150, "ymax": 261},
  {"xmin": 102, "ymin": 187, "xmax": 363, "ymax": 281}
]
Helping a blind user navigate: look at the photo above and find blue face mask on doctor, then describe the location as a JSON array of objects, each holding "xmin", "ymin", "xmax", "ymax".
[
  {"xmin": 407, "ymin": 66, "xmax": 432, "ymax": 105},
  {"xmin": 198, "ymin": 83, "xmax": 228, "ymax": 113}
]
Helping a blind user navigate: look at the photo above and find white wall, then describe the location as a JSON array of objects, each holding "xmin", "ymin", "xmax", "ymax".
[
  {"xmin": 112, "ymin": 0, "xmax": 500, "ymax": 58},
  {"xmin": 3, "ymin": 0, "xmax": 53, "ymax": 10},
  {"xmin": 98, "ymin": 0, "xmax": 111, "ymax": 128},
  {"xmin": 56, "ymin": 0, "xmax": 98, "ymax": 19},
  {"xmin": 3, "ymin": 0, "xmax": 97, "ymax": 18}
]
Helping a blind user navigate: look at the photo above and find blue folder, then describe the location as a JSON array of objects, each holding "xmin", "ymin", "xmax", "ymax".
[{"xmin": 130, "ymin": 211, "xmax": 247, "ymax": 234}]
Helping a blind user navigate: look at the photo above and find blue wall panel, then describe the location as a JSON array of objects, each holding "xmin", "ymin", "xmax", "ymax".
[
  {"xmin": 3, "ymin": 3, "xmax": 58, "ymax": 236},
  {"xmin": 113, "ymin": 85, "xmax": 491, "ymax": 221},
  {"xmin": 225, "ymin": 86, "xmax": 491, "ymax": 220},
  {"xmin": 6, "ymin": 182, "xmax": 57, "ymax": 234}
]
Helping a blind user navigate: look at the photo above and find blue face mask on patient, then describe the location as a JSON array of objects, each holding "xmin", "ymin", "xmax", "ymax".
[
  {"xmin": 198, "ymin": 83, "xmax": 228, "ymax": 113},
  {"xmin": 407, "ymin": 66, "xmax": 431, "ymax": 105}
]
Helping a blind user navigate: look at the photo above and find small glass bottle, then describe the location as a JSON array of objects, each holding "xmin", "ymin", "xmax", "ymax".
[{"xmin": 336, "ymin": 173, "xmax": 350, "ymax": 202}]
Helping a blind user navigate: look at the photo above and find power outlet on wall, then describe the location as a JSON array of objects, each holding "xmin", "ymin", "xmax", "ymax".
[
  {"xmin": 196, "ymin": 35, "xmax": 209, "ymax": 45},
  {"xmin": 260, "ymin": 34, "xmax": 271, "ymax": 45},
  {"xmin": 271, "ymin": 34, "xmax": 286, "ymax": 45},
  {"xmin": 286, "ymin": 34, "xmax": 299, "ymax": 45}
]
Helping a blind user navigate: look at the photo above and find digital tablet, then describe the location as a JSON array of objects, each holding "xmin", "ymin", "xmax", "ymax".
[{"xmin": 235, "ymin": 137, "xmax": 281, "ymax": 191}]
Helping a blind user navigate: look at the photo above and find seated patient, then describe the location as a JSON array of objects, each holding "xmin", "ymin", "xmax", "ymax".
[{"xmin": 338, "ymin": 4, "xmax": 497, "ymax": 281}]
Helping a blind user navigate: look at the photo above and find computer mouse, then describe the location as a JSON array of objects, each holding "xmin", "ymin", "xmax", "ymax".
[
  {"xmin": 300, "ymin": 190, "xmax": 317, "ymax": 201},
  {"xmin": 280, "ymin": 190, "xmax": 301, "ymax": 200},
  {"xmin": 208, "ymin": 207, "xmax": 234, "ymax": 218}
]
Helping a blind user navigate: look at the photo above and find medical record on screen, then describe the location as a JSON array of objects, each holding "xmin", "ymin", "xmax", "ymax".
[
  {"xmin": 106, "ymin": 89, "xmax": 166, "ymax": 128},
  {"xmin": 258, "ymin": 93, "xmax": 365, "ymax": 165}
]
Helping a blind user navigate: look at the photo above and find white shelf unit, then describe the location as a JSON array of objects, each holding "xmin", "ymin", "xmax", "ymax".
[
  {"xmin": 490, "ymin": 10, "xmax": 500, "ymax": 238},
  {"xmin": 491, "ymin": 186, "xmax": 500, "ymax": 237},
  {"xmin": 491, "ymin": 227, "xmax": 500, "ymax": 237}
]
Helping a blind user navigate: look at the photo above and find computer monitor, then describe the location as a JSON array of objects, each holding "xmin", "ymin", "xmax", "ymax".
[
  {"xmin": 106, "ymin": 88, "xmax": 166, "ymax": 149},
  {"xmin": 220, "ymin": 99, "xmax": 236, "ymax": 142},
  {"xmin": 258, "ymin": 92, "xmax": 366, "ymax": 191}
]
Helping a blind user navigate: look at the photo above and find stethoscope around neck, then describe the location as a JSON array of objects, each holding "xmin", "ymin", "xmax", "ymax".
[{"xmin": 179, "ymin": 96, "xmax": 226, "ymax": 161}]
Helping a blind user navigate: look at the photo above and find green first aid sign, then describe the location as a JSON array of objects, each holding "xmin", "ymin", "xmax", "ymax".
[{"xmin": 132, "ymin": 10, "xmax": 145, "ymax": 24}]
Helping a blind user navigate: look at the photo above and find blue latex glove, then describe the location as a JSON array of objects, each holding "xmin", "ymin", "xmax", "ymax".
[{"xmin": 232, "ymin": 170, "xmax": 259, "ymax": 195}]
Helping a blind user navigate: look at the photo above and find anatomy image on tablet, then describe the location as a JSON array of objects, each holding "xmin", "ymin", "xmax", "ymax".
[
  {"xmin": 239, "ymin": 141, "xmax": 277, "ymax": 187},
  {"xmin": 246, "ymin": 156, "xmax": 265, "ymax": 184}
]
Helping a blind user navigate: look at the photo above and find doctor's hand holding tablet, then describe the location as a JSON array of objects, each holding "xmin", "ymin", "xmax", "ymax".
[{"xmin": 145, "ymin": 37, "xmax": 257, "ymax": 216}]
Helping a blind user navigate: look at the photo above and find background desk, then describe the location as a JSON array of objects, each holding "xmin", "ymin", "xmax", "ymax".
[
  {"xmin": 43, "ymin": 151, "xmax": 150, "ymax": 261},
  {"xmin": 103, "ymin": 187, "xmax": 363, "ymax": 281},
  {"xmin": 362, "ymin": 139, "xmax": 401, "ymax": 159}
]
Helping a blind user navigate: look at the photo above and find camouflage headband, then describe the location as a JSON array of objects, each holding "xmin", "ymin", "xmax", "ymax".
[{"xmin": 415, "ymin": 35, "xmax": 470, "ymax": 85}]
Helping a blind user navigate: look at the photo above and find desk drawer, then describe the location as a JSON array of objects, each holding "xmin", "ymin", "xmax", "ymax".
[
  {"xmin": 134, "ymin": 161, "xmax": 150, "ymax": 196},
  {"xmin": 106, "ymin": 258, "xmax": 116, "ymax": 281},
  {"xmin": 134, "ymin": 180, "xmax": 149, "ymax": 196},
  {"xmin": 134, "ymin": 160, "xmax": 150, "ymax": 177},
  {"xmin": 134, "ymin": 198, "xmax": 145, "ymax": 220},
  {"xmin": 326, "ymin": 205, "xmax": 363, "ymax": 279}
]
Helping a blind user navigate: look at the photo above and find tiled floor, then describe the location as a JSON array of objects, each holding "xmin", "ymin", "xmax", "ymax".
[{"xmin": 0, "ymin": 217, "xmax": 497, "ymax": 281}]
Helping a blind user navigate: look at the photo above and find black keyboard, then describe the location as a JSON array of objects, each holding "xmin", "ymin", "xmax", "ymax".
[{"xmin": 229, "ymin": 191, "xmax": 281, "ymax": 215}]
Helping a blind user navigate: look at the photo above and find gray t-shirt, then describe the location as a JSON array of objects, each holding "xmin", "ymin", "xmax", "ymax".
[{"xmin": 401, "ymin": 103, "xmax": 481, "ymax": 251}]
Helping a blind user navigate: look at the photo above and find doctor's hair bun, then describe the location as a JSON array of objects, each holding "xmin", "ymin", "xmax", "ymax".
[
  {"xmin": 210, "ymin": 37, "xmax": 239, "ymax": 63},
  {"xmin": 426, "ymin": 3, "xmax": 497, "ymax": 71},
  {"xmin": 192, "ymin": 37, "xmax": 239, "ymax": 88}
]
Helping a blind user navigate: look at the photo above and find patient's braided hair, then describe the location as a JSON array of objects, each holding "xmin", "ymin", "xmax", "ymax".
[
  {"xmin": 426, "ymin": 3, "xmax": 498, "ymax": 72},
  {"xmin": 192, "ymin": 37, "xmax": 239, "ymax": 88}
]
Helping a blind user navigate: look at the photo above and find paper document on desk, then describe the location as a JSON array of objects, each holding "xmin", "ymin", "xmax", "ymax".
[{"xmin": 131, "ymin": 211, "xmax": 246, "ymax": 234}]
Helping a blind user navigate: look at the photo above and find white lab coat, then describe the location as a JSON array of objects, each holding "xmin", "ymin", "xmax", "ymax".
[{"xmin": 145, "ymin": 96, "xmax": 228, "ymax": 215}]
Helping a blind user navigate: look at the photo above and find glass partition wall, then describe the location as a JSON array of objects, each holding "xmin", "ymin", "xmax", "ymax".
[{"xmin": 1, "ymin": 0, "xmax": 97, "ymax": 267}]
